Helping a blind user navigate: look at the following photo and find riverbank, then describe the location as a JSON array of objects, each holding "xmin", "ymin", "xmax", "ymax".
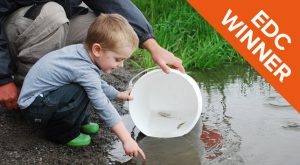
[
  {"xmin": 0, "ymin": 66, "xmax": 139, "ymax": 165},
  {"xmin": 131, "ymin": 0, "xmax": 245, "ymax": 70}
]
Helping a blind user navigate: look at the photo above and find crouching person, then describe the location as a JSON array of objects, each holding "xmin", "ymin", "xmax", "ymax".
[{"xmin": 18, "ymin": 13, "xmax": 145, "ymax": 159}]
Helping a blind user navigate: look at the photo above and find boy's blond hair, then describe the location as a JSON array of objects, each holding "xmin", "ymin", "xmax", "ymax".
[{"xmin": 85, "ymin": 13, "xmax": 139, "ymax": 51}]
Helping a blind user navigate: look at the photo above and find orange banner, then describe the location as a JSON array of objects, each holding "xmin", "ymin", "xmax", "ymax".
[{"xmin": 187, "ymin": 0, "xmax": 300, "ymax": 112}]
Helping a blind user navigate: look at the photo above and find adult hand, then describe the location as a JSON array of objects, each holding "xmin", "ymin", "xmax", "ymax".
[
  {"xmin": 0, "ymin": 82, "xmax": 19, "ymax": 110},
  {"xmin": 143, "ymin": 38, "xmax": 185, "ymax": 74}
]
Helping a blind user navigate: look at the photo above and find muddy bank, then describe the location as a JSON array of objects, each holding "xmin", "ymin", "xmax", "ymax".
[{"xmin": 0, "ymin": 66, "xmax": 140, "ymax": 165}]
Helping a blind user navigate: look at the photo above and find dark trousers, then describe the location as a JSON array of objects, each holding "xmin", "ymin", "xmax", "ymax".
[{"xmin": 23, "ymin": 84, "xmax": 90, "ymax": 144}]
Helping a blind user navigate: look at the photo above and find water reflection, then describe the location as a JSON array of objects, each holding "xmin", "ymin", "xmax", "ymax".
[
  {"xmin": 192, "ymin": 66, "xmax": 253, "ymax": 164},
  {"xmin": 193, "ymin": 65, "xmax": 300, "ymax": 165},
  {"xmin": 200, "ymin": 125, "xmax": 223, "ymax": 160}
]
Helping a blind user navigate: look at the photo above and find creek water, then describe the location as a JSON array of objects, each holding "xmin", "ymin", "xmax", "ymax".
[{"xmin": 108, "ymin": 65, "xmax": 300, "ymax": 165}]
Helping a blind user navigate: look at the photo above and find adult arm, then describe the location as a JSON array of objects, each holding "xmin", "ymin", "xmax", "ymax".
[
  {"xmin": 0, "ymin": 16, "xmax": 19, "ymax": 110},
  {"xmin": 83, "ymin": 0, "xmax": 185, "ymax": 73},
  {"xmin": 83, "ymin": 0, "xmax": 154, "ymax": 47},
  {"xmin": 0, "ymin": 16, "xmax": 14, "ymax": 86}
]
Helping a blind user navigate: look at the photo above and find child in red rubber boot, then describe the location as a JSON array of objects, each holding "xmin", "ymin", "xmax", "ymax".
[{"xmin": 18, "ymin": 14, "xmax": 145, "ymax": 160}]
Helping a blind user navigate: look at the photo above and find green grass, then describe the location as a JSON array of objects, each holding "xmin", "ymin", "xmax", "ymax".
[{"xmin": 130, "ymin": 0, "xmax": 246, "ymax": 70}]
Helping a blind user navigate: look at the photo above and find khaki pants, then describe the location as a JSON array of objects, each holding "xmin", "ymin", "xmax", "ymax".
[{"xmin": 4, "ymin": 2, "xmax": 96, "ymax": 86}]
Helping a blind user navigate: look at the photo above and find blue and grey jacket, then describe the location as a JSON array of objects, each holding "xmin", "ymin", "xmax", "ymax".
[{"xmin": 18, "ymin": 44, "xmax": 122, "ymax": 128}]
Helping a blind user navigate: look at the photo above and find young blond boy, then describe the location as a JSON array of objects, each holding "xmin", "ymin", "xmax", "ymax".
[{"xmin": 18, "ymin": 14, "xmax": 145, "ymax": 159}]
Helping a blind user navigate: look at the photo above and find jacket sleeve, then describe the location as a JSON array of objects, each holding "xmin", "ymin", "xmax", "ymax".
[
  {"xmin": 0, "ymin": 16, "xmax": 14, "ymax": 86},
  {"xmin": 83, "ymin": 0, "xmax": 154, "ymax": 47}
]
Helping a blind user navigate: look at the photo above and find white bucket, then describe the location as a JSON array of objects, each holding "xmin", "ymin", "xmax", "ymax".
[{"xmin": 129, "ymin": 68, "xmax": 202, "ymax": 138}]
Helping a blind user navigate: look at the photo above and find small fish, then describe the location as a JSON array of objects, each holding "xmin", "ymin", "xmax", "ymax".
[
  {"xmin": 177, "ymin": 122, "xmax": 186, "ymax": 129},
  {"xmin": 158, "ymin": 112, "xmax": 172, "ymax": 118}
]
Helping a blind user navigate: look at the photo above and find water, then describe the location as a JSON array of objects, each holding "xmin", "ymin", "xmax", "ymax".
[
  {"xmin": 108, "ymin": 65, "xmax": 300, "ymax": 165},
  {"xmin": 108, "ymin": 114, "xmax": 203, "ymax": 165}
]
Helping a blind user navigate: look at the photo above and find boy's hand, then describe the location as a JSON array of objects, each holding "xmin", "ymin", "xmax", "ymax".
[
  {"xmin": 123, "ymin": 138, "xmax": 146, "ymax": 160},
  {"xmin": 117, "ymin": 89, "xmax": 133, "ymax": 101},
  {"xmin": 112, "ymin": 122, "xmax": 146, "ymax": 160}
]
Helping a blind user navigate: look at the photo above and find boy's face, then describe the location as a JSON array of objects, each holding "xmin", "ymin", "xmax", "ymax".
[{"xmin": 94, "ymin": 45, "xmax": 134, "ymax": 73}]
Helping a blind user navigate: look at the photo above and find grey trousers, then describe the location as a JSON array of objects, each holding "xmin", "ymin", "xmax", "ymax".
[{"xmin": 3, "ymin": 2, "xmax": 96, "ymax": 86}]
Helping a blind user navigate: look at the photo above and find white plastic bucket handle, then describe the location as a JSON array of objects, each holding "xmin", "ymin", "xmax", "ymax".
[
  {"xmin": 128, "ymin": 66, "xmax": 160, "ymax": 88},
  {"xmin": 123, "ymin": 66, "xmax": 159, "ymax": 110}
]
